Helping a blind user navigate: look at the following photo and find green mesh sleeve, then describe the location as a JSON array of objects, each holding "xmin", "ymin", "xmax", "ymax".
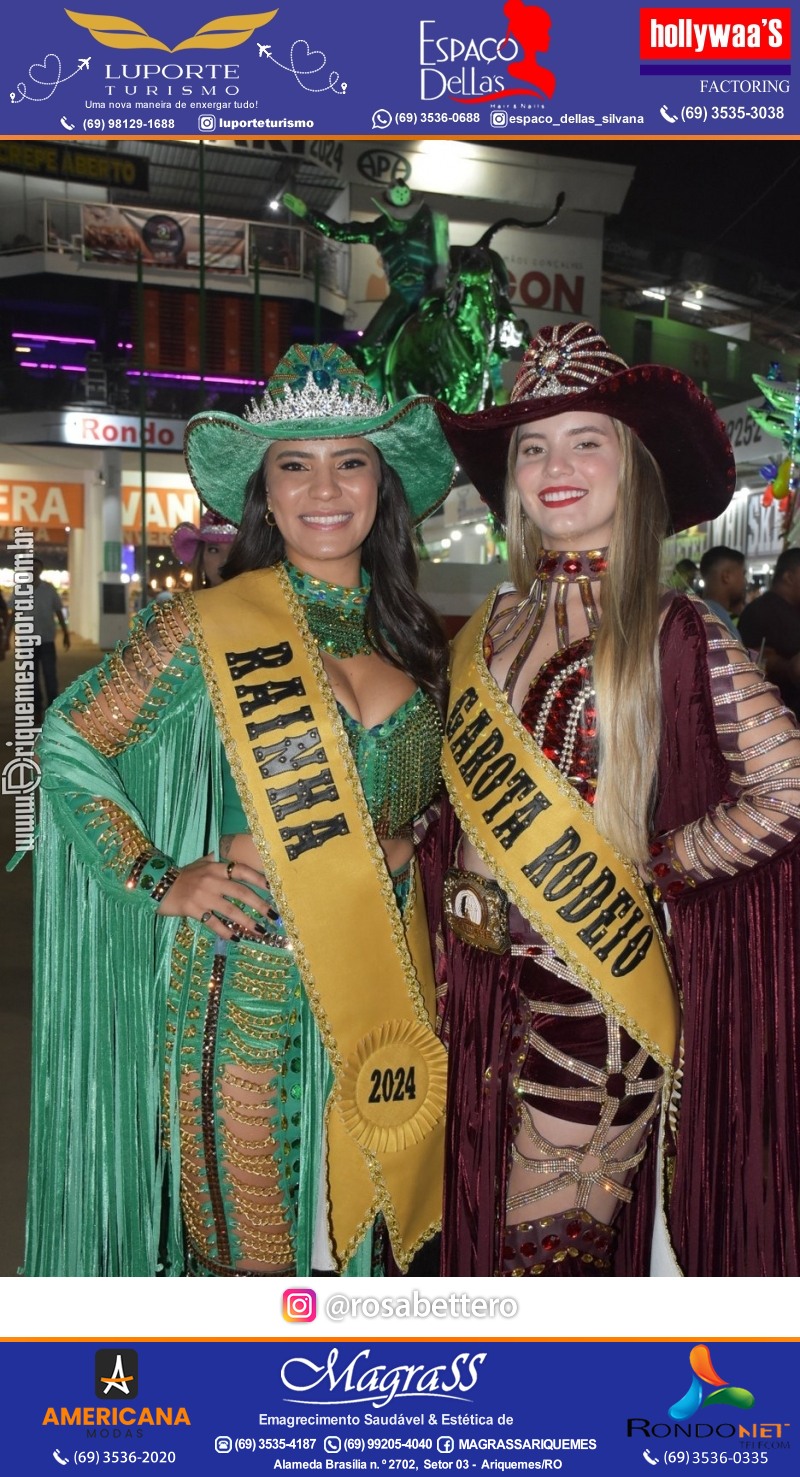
[{"xmin": 39, "ymin": 598, "xmax": 200, "ymax": 906}]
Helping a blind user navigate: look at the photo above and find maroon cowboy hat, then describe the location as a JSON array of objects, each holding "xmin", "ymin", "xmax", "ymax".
[{"xmin": 435, "ymin": 321, "xmax": 735, "ymax": 533}]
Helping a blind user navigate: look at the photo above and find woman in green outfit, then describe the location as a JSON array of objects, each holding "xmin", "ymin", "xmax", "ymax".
[{"xmin": 25, "ymin": 344, "xmax": 453, "ymax": 1277}]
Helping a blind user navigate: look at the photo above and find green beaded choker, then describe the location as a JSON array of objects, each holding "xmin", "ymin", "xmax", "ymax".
[{"xmin": 285, "ymin": 562, "xmax": 374, "ymax": 658}]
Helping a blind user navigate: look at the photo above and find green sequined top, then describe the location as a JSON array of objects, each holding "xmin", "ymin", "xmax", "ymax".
[
  {"xmin": 220, "ymin": 563, "xmax": 443, "ymax": 840},
  {"xmin": 221, "ymin": 687, "xmax": 441, "ymax": 839}
]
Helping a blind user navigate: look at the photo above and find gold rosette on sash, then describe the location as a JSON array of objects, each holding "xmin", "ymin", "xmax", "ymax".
[
  {"xmin": 183, "ymin": 567, "xmax": 445, "ymax": 1271},
  {"xmin": 338, "ymin": 1019, "xmax": 449, "ymax": 1154}
]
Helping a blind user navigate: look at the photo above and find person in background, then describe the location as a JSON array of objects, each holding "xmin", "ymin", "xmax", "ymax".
[
  {"xmin": 669, "ymin": 557, "xmax": 698, "ymax": 593},
  {"xmin": 171, "ymin": 508, "xmax": 237, "ymax": 589},
  {"xmin": 738, "ymin": 546, "xmax": 800, "ymax": 720},
  {"xmin": 8, "ymin": 558, "xmax": 70, "ymax": 722},
  {"xmin": 698, "ymin": 545, "xmax": 746, "ymax": 641}
]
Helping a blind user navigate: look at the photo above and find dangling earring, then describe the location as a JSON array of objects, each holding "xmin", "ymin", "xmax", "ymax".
[{"xmin": 265, "ymin": 496, "xmax": 276, "ymax": 528}]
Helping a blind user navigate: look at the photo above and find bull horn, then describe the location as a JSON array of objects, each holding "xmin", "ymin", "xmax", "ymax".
[{"xmin": 474, "ymin": 192, "xmax": 566, "ymax": 249}]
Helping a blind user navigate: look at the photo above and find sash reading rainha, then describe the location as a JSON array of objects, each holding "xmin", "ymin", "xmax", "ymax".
[{"xmin": 184, "ymin": 565, "xmax": 446, "ymax": 1271}]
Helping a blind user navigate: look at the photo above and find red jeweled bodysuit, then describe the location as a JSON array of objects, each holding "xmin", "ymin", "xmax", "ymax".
[
  {"xmin": 430, "ymin": 551, "xmax": 800, "ymax": 1276},
  {"xmin": 501, "ymin": 633, "xmax": 664, "ymax": 1274}
]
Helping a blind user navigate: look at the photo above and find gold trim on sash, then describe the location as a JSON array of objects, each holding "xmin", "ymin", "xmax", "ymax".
[
  {"xmin": 444, "ymin": 593, "xmax": 680, "ymax": 1072},
  {"xmin": 181, "ymin": 568, "xmax": 445, "ymax": 1271}
]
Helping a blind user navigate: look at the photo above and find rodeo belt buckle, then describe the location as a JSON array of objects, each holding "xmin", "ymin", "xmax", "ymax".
[{"xmin": 443, "ymin": 867, "xmax": 511, "ymax": 954}]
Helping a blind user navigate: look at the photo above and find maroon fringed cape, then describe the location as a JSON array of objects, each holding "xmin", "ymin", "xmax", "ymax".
[{"xmin": 421, "ymin": 595, "xmax": 800, "ymax": 1276}]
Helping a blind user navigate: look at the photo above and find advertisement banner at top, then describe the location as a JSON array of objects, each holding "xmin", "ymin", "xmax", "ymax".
[{"xmin": 0, "ymin": 0, "xmax": 796, "ymax": 139}]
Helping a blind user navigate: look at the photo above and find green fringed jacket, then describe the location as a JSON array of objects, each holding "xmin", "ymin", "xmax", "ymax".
[{"xmin": 25, "ymin": 598, "xmax": 361, "ymax": 1276}]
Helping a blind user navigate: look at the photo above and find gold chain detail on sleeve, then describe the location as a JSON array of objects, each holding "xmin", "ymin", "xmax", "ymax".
[
  {"xmin": 670, "ymin": 604, "xmax": 800, "ymax": 882},
  {"xmin": 62, "ymin": 601, "xmax": 195, "ymax": 757}
]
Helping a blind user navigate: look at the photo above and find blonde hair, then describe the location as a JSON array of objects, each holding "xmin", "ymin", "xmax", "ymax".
[{"xmin": 505, "ymin": 419, "xmax": 669, "ymax": 862}]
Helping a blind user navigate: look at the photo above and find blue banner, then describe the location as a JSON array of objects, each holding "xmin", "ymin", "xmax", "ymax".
[
  {"xmin": 0, "ymin": 1338, "xmax": 796, "ymax": 1471},
  {"xmin": 1, "ymin": 1, "xmax": 796, "ymax": 138}
]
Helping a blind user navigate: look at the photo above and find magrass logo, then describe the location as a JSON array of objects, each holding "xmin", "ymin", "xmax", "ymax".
[
  {"xmin": 668, "ymin": 1345, "xmax": 755, "ymax": 1421},
  {"xmin": 95, "ymin": 1349, "xmax": 139, "ymax": 1399},
  {"xmin": 65, "ymin": 8, "xmax": 278, "ymax": 52}
]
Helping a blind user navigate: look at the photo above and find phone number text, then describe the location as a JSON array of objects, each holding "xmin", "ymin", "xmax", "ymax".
[
  {"xmin": 662, "ymin": 1454, "xmax": 770, "ymax": 1465},
  {"xmin": 679, "ymin": 106, "xmax": 784, "ymax": 122},
  {"xmin": 392, "ymin": 112, "xmax": 480, "ymax": 124},
  {"xmin": 84, "ymin": 118, "xmax": 176, "ymax": 130},
  {"xmin": 71, "ymin": 1454, "xmax": 176, "ymax": 1464}
]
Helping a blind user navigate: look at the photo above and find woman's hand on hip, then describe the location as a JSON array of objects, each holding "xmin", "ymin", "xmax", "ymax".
[{"xmin": 157, "ymin": 853, "xmax": 271, "ymax": 940}]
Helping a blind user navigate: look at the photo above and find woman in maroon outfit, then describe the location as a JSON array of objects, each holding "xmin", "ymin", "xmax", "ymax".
[{"xmin": 427, "ymin": 321, "xmax": 800, "ymax": 1276}]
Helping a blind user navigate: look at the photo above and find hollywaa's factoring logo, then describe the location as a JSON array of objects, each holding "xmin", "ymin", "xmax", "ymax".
[
  {"xmin": 65, "ymin": 8, "xmax": 278, "ymax": 52},
  {"xmin": 420, "ymin": 1, "xmax": 556, "ymax": 104},
  {"xmin": 639, "ymin": 8, "xmax": 792, "ymax": 63}
]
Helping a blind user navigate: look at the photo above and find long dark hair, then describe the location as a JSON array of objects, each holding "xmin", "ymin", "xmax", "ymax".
[{"xmin": 222, "ymin": 447, "xmax": 449, "ymax": 717}]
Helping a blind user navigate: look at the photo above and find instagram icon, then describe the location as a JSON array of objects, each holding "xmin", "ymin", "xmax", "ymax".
[{"xmin": 283, "ymin": 1288, "xmax": 317, "ymax": 1322}]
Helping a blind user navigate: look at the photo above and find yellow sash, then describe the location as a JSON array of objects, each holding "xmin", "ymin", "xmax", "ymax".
[
  {"xmin": 184, "ymin": 567, "xmax": 445, "ymax": 1271},
  {"xmin": 444, "ymin": 593, "xmax": 679, "ymax": 1071}
]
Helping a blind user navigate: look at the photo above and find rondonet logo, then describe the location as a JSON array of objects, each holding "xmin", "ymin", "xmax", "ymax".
[
  {"xmin": 668, "ymin": 1345, "xmax": 754, "ymax": 1420},
  {"xmin": 640, "ymin": 8, "xmax": 791, "ymax": 61}
]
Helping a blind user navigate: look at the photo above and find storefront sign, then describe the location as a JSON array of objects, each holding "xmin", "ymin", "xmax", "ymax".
[
  {"xmin": 61, "ymin": 412, "xmax": 186, "ymax": 450},
  {"xmin": 0, "ymin": 141, "xmax": 148, "ymax": 190},
  {"xmin": 0, "ymin": 478, "xmax": 84, "ymax": 529},
  {"xmin": 719, "ymin": 397, "xmax": 782, "ymax": 467},
  {"xmin": 121, "ymin": 482, "xmax": 200, "ymax": 536},
  {"xmin": 710, "ymin": 487, "xmax": 784, "ymax": 564}
]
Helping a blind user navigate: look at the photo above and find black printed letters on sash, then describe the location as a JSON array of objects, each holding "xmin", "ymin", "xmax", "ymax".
[{"xmin": 226, "ymin": 643, "xmax": 349, "ymax": 861}]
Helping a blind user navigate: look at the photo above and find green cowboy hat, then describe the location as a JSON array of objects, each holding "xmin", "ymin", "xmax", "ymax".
[{"xmin": 184, "ymin": 343, "xmax": 455, "ymax": 527}]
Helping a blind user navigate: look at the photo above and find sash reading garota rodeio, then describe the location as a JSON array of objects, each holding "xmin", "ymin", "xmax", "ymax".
[
  {"xmin": 183, "ymin": 566, "xmax": 446, "ymax": 1272},
  {"xmin": 443, "ymin": 593, "xmax": 680, "ymax": 1075}
]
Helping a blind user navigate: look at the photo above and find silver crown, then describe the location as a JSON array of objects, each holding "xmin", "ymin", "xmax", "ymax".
[
  {"xmin": 201, "ymin": 521, "xmax": 237, "ymax": 538},
  {"xmin": 243, "ymin": 373, "xmax": 387, "ymax": 427}
]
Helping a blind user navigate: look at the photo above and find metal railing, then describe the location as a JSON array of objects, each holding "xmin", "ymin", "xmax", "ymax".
[{"xmin": 0, "ymin": 200, "xmax": 349, "ymax": 300}]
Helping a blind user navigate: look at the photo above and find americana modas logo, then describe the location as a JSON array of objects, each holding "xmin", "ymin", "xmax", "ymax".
[
  {"xmin": 65, "ymin": 8, "xmax": 278, "ymax": 52},
  {"xmin": 95, "ymin": 1349, "xmax": 139, "ymax": 1399},
  {"xmin": 668, "ymin": 1345, "xmax": 755, "ymax": 1420}
]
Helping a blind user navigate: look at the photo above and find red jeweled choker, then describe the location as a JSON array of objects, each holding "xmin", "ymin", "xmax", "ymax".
[
  {"xmin": 535, "ymin": 549, "xmax": 608, "ymax": 581},
  {"xmin": 492, "ymin": 548, "xmax": 608, "ymax": 700}
]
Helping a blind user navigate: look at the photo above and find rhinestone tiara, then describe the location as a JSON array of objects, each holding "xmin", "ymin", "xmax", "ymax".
[
  {"xmin": 243, "ymin": 373, "xmax": 387, "ymax": 427},
  {"xmin": 511, "ymin": 321, "xmax": 629, "ymax": 402}
]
